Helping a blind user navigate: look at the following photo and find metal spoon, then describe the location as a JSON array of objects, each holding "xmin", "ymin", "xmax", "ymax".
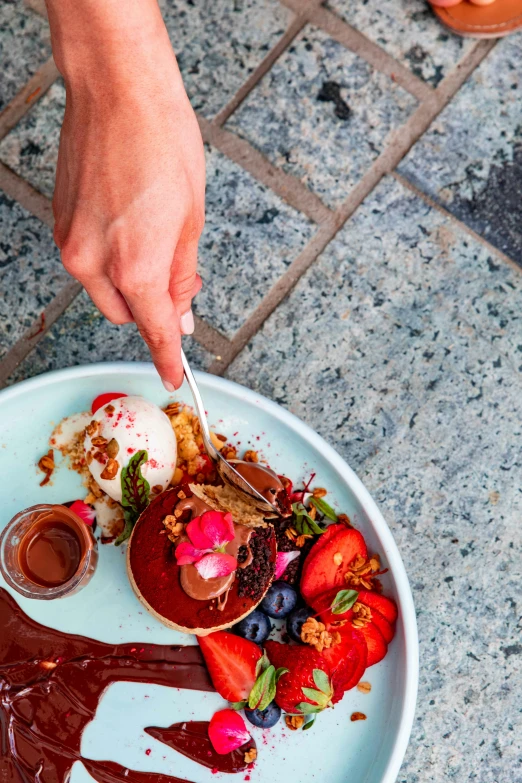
[{"xmin": 181, "ymin": 349, "xmax": 280, "ymax": 516}]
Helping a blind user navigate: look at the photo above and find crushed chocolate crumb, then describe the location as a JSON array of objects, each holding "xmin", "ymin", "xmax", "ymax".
[{"xmin": 236, "ymin": 527, "xmax": 275, "ymax": 601}]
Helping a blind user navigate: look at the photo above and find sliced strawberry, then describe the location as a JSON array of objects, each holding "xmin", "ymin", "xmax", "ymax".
[
  {"xmin": 322, "ymin": 630, "xmax": 367, "ymax": 701},
  {"xmin": 357, "ymin": 590, "xmax": 398, "ymax": 625},
  {"xmin": 265, "ymin": 641, "xmax": 332, "ymax": 715},
  {"xmin": 91, "ymin": 392, "xmax": 127, "ymax": 414},
  {"xmin": 366, "ymin": 606, "xmax": 394, "ymax": 644},
  {"xmin": 357, "ymin": 623, "xmax": 387, "ymax": 666},
  {"xmin": 197, "ymin": 631, "xmax": 262, "ymax": 702},
  {"xmin": 300, "ymin": 525, "xmax": 351, "ymax": 592},
  {"xmin": 301, "ymin": 528, "xmax": 367, "ymax": 604}
]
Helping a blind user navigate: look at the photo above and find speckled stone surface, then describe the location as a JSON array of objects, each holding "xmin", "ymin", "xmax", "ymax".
[
  {"xmin": 0, "ymin": 79, "xmax": 64, "ymax": 199},
  {"xmin": 327, "ymin": 0, "xmax": 474, "ymax": 87},
  {"xmin": 226, "ymin": 25, "xmax": 417, "ymax": 208},
  {"xmin": 227, "ymin": 176, "xmax": 522, "ymax": 781},
  {"xmin": 399, "ymin": 35, "xmax": 522, "ymax": 266},
  {"xmin": 7, "ymin": 289, "xmax": 214, "ymax": 386},
  {"xmin": 0, "ymin": 0, "xmax": 51, "ymax": 112},
  {"xmin": 0, "ymin": 189, "xmax": 70, "ymax": 361},
  {"xmin": 159, "ymin": 0, "xmax": 292, "ymax": 117},
  {"xmin": 0, "ymin": 91, "xmax": 313, "ymax": 338}
]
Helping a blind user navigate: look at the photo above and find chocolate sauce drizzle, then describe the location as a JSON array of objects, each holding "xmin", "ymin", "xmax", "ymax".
[{"xmin": 0, "ymin": 588, "xmax": 247, "ymax": 782}]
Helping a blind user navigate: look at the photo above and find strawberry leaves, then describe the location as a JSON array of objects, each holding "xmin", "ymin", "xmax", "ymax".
[
  {"xmin": 116, "ymin": 450, "xmax": 150, "ymax": 545},
  {"xmin": 296, "ymin": 668, "xmax": 333, "ymax": 715},
  {"xmin": 330, "ymin": 589, "xmax": 359, "ymax": 614},
  {"xmin": 248, "ymin": 653, "xmax": 288, "ymax": 712}
]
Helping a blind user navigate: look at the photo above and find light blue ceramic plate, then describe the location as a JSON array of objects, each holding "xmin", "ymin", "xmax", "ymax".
[{"xmin": 0, "ymin": 362, "xmax": 418, "ymax": 783}]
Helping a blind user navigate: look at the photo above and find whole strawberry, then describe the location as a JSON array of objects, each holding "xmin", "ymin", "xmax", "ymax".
[{"xmin": 265, "ymin": 641, "xmax": 333, "ymax": 715}]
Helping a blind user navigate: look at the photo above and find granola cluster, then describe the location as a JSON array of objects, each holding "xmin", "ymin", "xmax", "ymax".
[
  {"xmin": 163, "ymin": 402, "xmax": 225, "ymax": 482},
  {"xmin": 300, "ymin": 616, "xmax": 341, "ymax": 652},
  {"xmin": 344, "ymin": 553, "xmax": 383, "ymax": 591}
]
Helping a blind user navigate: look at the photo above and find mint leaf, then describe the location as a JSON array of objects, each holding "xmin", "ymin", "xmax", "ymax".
[
  {"xmin": 121, "ymin": 450, "xmax": 150, "ymax": 516},
  {"xmin": 312, "ymin": 669, "xmax": 331, "ymax": 695},
  {"xmin": 309, "ymin": 496, "xmax": 338, "ymax": 522},
  {"xmin": 248, "ymin": 665, "xmax": 277, "ymax": 712},
  {"xmin": 303, "ymin": 716, "xmax": 316, "ymax": 730},
  {"xmin": 292, "ymin": 503, "xmax": 324, "ymax": 536},
  {"xmin": 230, "ymin": 700, "xmax": 247, "ymax": 710},
  {"xmin": 331, "ymin": 589, "xmax": 359, "ymax": 615}
]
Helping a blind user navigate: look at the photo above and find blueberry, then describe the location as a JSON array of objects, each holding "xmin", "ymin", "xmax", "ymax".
[
  {"xmin": 234, "ymin": 610, "xmax": 271, "ymax": 644},
  {"xmin": 286, "ymin": 606, "xmax": 315, "ymax": 643},
  {"xmin": 260, "ymin": 581, "xmax": 298, "ymax": 619},
  {"xmin": 245, "ymin": 702, "xmax": 281, "ymax": 728}
]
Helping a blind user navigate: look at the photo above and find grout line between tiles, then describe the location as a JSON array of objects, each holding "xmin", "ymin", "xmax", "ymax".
[
  {"xmin": 198, "ymin": 115, "xmax": 333, "ymax": 225},
  {"xmin": 308, "ymin": 4, "xmax": 433, "ymax": 103},
  {"xmin": 192, "ymin": 315, "xmax": 231, "ymax": 359},
  {"xmin": 391, "ymin": 171, "xmax": 522, "ymax": 275},
  {"xmin": 0, "ymin": 281, "xmax": 82, "ymax": 388},
  {"xmin": 0, "ymin": 57, "xmax": 59, "ymax": 143},
  {"xmin": 209, "ymin": 38, "xmax": 498, "ymax": 376},
  {"xmin": 213, "ymin": 15, "xmax": 307, "ymax": 126},
  {"xmin": 0, "ymin": 162, "xmax": 54, "ymax": 226}
]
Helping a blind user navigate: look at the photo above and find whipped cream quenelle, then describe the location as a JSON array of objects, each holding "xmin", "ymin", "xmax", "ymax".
[{"xmin": 84, "ymin": 395, "xmax": 177, "ymax": 503}]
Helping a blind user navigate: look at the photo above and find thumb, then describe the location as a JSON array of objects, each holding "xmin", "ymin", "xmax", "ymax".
[{"xmin": 170, "ymin": 239, "xmax": 202, "ymax": 335}]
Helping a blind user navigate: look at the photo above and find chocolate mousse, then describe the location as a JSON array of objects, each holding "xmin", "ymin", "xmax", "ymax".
[{"xmin": 127, "ymin": 486, "xmax": 276, "ymax": 635}]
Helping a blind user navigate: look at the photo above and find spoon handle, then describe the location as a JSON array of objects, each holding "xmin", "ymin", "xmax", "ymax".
[{"xmin": 180, "ymin": 349, "xmax": 219, "ymax": 461}]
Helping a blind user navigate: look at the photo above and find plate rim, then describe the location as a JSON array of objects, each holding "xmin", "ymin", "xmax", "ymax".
[{"xmin": 0, "ymin": 361, "xmax": 419, "ymax": 783}]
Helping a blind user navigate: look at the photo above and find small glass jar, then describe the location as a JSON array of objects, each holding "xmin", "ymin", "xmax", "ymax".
[{"xmin": 0, "ymin": 504, "xmax": 98, "ymax": 600}]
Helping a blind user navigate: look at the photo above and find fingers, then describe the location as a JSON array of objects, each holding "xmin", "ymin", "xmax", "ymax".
[
  {"xmin": 81, "ymin": 277, "xmax": 134, "ymax": 325},
  {"xmin": 170, "ymin": 237, "xmax": 201, "ymax": 334},
  {"xmin": 123, "ymin": 287, "xmax": 184, "ymax": 390}
]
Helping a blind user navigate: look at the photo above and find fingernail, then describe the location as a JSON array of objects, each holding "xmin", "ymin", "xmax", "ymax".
[
  {"xmin": 180, "ymin": 309, "xmax": 195, "ymax": 335},
  {"xmin": 162, "ymin": 379, "xmax": 175, "ymax": 392}
]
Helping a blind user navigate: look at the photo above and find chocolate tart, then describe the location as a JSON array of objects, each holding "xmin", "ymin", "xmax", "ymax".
[{"xmin": 127, "ymin": 487, "xmax": 276, "ymax": 635}]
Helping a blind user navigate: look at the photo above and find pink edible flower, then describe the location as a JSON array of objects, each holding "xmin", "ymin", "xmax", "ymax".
[
  {"xmin": 69, "ymin": 500, "xmax": 96, "ymax": 526},
  {"xmin": 175, "ymin": 510, "xmax": 237, "ymax": 579},
  {"xmin": 275, "ymin": 550, "xmax": 300, "ymax": 579},
  {"xmin": 208, "ymin": 709, "xmax": 251, "ymax": 755}
]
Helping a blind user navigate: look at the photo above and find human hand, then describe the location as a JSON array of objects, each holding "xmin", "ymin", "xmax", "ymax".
[{"xmin": 47, "ymin": 0, "xmax": 205, "ymax": 389}]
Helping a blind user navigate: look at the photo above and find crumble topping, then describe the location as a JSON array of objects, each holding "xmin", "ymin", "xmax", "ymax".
[
  {"xmin": 285, "ymin": 715, "xmax": 305, "ymax": 730},
  {"xmin": 345, "ymin": 554, "xmax": 383, "ymax": 591},
  {"xmin": 236, "ymin": 527, "xmax": 275, "ymax": 601},
  {"xmin": 244, "ymin": 748, "xmax": 257, "ymax": 764},
  {"xmin": 300, "ymin": 617, "xmax": 341, "ymax": 652}
]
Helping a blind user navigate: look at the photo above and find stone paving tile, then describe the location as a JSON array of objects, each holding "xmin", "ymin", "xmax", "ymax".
[
  {"xmin": 399, "ymin": 34, "xmax": 522, "ymax": 266},
  {"xmin": 0, "ymin": 87, "xmax": 313, "ymax": 338},
  {"xmin": 159, "ymin": 0, "xmax": 292, "ymax": 117},
  {"xmin": 7, "ymin": 289, "xmax": 214, "ymax": 386},
  {"xmin": 226, "ymin": 176, "xmax": 522, "ymax": 781},
  {"xmin": 0, "ymin": 188, "xmax": 70, "ymax": 361},
  {"xmin": 326, "ymin": 0, "xmax": 475, "ymax": 87},
  {"xmin": 0, "ymin": 0, "xmax": 51, "ymax": 113},
  {"xmin": 226, "ymin": 24, "xmax": 417, "ymax": 209}
]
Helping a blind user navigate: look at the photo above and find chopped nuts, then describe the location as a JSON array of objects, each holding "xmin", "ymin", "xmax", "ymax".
[
  {"xmin": 244, "ymin": 748, "xmax": 257, "ymax": 764},
  {"xmin": 215, "ymin": 433, "xmax": 227, "ymax": 443},
  {"xmin": 296, "ymin": 534, "xmax": 313, "ymax": 548},
  {"xmin": 100, "ymin": 458, "xmax": 119, "ymax": 480},
  {"xmin": 86, "ymin": 451, "xmax": 93, "ymax": 466},
  {"xmin": 243, "ymin": 449, "xmax": 259, "ymax": 463},
  {"xmin": 171, "ymin": 467, "xmax": 184, "ymax": 486},
  {"xmin": 85, "ymin": 420, "xmax": 100, "ymax": 437},
  {"xmin": 312, "ymin": 487, "xmax": 327, "ymax": 498},
  {"xmin": 333, "ymin": 552, "xmax": 343, "ymax": 566},
  {"xmin": 308, "ymin": 505, "xmax": 317, "ymax": 520},
  {"xmin": 39, "ymin": 660, "xmax": 57, "ymax": 671},
  {"xmin": 285, "ymin": 715, "xmax": 305, "ymax": 731},
  {"xmin": 345, "ymin": 553, "xmax": 383, "ymax": 590},
  {"xmin": 104, "ymin": 404, "xmax": 115, "ymax": 414},
  {"xmin": 222, "ymin": 445, "xmax": 238, "ymax": 461},
  {"xmin": 301, "ymin": 617, "xmax": 341, "ymax": 652},
  {"xmin": 164, "ymin": 402, "xmax": 181, "ymax": 417},
  {"xmin": 163, "ymin": 514, "xmax": 185, "ymax": 542},
  {"xmin": 91, "ymin": 436, "xmax": 108, "ymax": 448},
  {"xmin": 357, "ymin": 681, "xmax": 372, "ymax": 694},
  {"xmin": 337, "ymin": 513, "xmax": 351, "ymax": 526},
  {"xmin": 351, "ymin": 602, "xmax": 372, "ymax": 629},
  {"xmin": 93, "ymin": 451, "xmax": 108, "ymax": 465},
  {"xmin": 106, "ymin": 438, "xmax": 119, "ymax": 458},
  {"xmin": 38, "ymin": 449, "xmax": 55, "ymax": 486},
  {"xmin": 350, "ymin": 712, "xmax": 367, "ymax": 721},
  {"xmin": 151, "ymin": 484, "xmax": 164, "ymax": 495},
  {"xmin": 177, "ymin": 490, "xmax": 187, "ymax": 499}
]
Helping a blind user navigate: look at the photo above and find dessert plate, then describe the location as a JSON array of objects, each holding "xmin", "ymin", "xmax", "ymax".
[{"xmin": 0, "ymin": 362, "xmax": 418, "ymax": 783}]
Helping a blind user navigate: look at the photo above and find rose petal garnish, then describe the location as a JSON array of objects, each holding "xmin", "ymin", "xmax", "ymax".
[
  {"xmin": 275, "ymin": 550, "xmax": 300, "ymax": 579},
  {"xmin": 69, "ymin": 500, "xmax": 96, "ymax": 527},
  {"xmin": 208, "ymin": 709, "xmax": 251, "ymax": 755},
  {"xmin": 200, "ymin": 510, "xmax": 235, "ymax": 549},
  {"xmin": 194, "ymin": 552, "xmax": 237, "ymax": 579},
  {"xmin": 186, "ymin": 515, "xmax": 215, "ymax": 550},
  {"xmin": 175, "ymin": 541, "xmax": 206, "ymax": 565}
]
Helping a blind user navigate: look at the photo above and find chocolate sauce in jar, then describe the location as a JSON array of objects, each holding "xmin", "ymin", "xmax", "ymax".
[{"xmin": 18, "ymin": 518, "xmax": 82, "ymax": 587}]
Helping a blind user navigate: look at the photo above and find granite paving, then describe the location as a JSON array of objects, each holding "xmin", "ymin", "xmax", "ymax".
[
  {"xmin": 159, "ymin": 0, "xmax": 292, "ymax": 117},
  {"xmin": 227, "ymin": 176, "xmax": 522, "ymax": 781},
  {"xmin": 399, "ymin": 34, "xmax": 522, "ymax": 266},
  {"xmin": 226, "ymin": 24, "xmax": 417, "ymax": 208},
  {"xmin": 0, "ymin": 0, "xmax": 51, "ymax": 112},
  {"xmin": 0, "ymin": 188, "xmax": 70, "ymax": 361},
  {"xmin": 326, "ymin": 0, "xmax": 475, "ymax": 87},
  {"xmin": 0, "ymin": 87, "xmax": 313, "ymax": 338},
  {"xmin": 7, "ymin": 289, "xmax": 214, "ymax": 385}
]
